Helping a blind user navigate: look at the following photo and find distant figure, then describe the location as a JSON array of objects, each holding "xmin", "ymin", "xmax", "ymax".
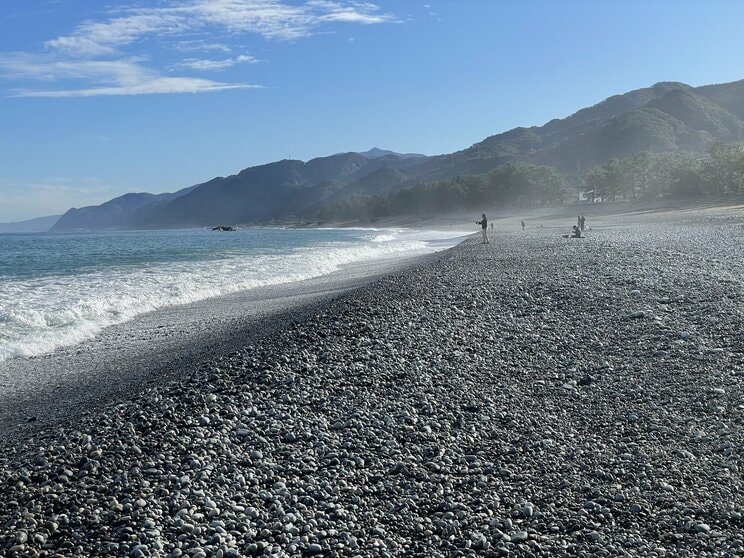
[
  {"xmin": 475, "ymin": 214, "xmax": 489, "ymax": 244},
  {"xmin": 579, "ymin": 214, "xmax": 586, "ymax": 231},
  {"xmin": 490, "ymin": 222, "xmax": 494, "ymax": 231},
  {"xmin": 563, "ymin": 225, "xmax": 582, "ymax": 239},
  {"xmin": 521, "ymin": 220, "xmax": 525, "ymax": 231}
]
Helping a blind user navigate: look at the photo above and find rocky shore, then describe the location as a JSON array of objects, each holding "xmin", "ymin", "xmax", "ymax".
[{"xmin": 1, "ymin": 212, "xmax": 743, "ymax": 557}]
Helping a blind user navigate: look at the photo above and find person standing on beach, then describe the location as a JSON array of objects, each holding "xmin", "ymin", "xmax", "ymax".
[
  {"xmin": 580, "ymin": 214, "xmax": 586, "ymax": 231},
  {"xmin": 521, "ymin": 220, "xmax": 525, "ymax": 231},
  {"xmin": 476, "ymin": 214, "xmax": 489, "ymax": 244}
]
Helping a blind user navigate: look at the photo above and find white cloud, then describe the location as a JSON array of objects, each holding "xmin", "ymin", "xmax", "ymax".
[
  {"xmin": 175, "ymin": 40, "xmax": 232, "ymax": 53},
  {"xmin": 178, "ymin": 54, "xmax": 258, "ymax": 71},
  {"xmin": 0, "ymin": 55, "xmax": 260, "ymax": 97},
  {"xmin": 1, "ymin": 0, "xmax": 395, "ymax": 97},
  {"xmin": 0, "ymin": 55, "xmax": 149, "ymax": 84},
  {"xmin": 17, "ymin": 78, "xmax": 258, "ymax": 97},
  {"xmin": 309, "ymin": 1, "xmax": 393, "ymax": 24},
  {"xmin": 182, "ymin": 0, "xmax": 394, "ymax": 40},
  {"xmin": 44, "ymin": 1, "xmax": 395, "ymax": 56},
  {"xmin": 46, "ymin": 12, "xmax": 191, "ymax": 56},
  {"xmin": 189, "ymin": 0, "xmax": 319, "ymax": 40}
]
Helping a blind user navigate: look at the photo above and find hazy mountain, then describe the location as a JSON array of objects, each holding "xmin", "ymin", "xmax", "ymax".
[
  {"xmin": 696, "ymin": 78, "xmax": 744, "ymax": 120},
  {"xmin": 646, "ymin": 88, "xmax": 743, "ymax": 141},
  {"xmin": 0, "ymin": 215, "xmax": 60, "ymax": 233},
  {"xmin": 135, "ymin": 155, "xmax": 381, "ymax": 227},
  {"xmin": 532, "ymin": 87, "xmax": 744, "ymax": 170},
  {"xmin": 406, "ymin": 80, "xmax": 743, "ymax": 178},
  {"xmin": 539, "ymin": 81, "xmax": 692, "ymax": 142},
  {"xmin": 50, "ymin": 78, "xmax": 744, "ymax": 230},
  {"xmin": 52, "ymin": 186, "xmax": 197, "ymax": 231},
  {"xmin": 53, "ymin": 193, "xmax": 163, "ymax": 231},
  {"xmin": 65, "ymin": 153, "xmax": 427, "ymax": 229},
  {"xmin": 358, "ymin": 148, "xmax": 427, "ymax": 159},
  {"xmin": 303, "ymin": 167, "xmax": 409, "ymax": 215}
]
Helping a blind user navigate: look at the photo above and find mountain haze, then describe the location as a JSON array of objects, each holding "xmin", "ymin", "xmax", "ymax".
[
  {"xmin": 51, "ymin": 78, "xmax": 744, "ymax": 231},
  {"xmin": 52, "ymin": 187, "xmax": 198, "ymax": 231},
  {"xmin": 0, "ymin": 215, "xmax": 60, "ymax": 233},
  {"xmin": 357, "ymin": 148, "xmax": 427, "ymax": 159}
]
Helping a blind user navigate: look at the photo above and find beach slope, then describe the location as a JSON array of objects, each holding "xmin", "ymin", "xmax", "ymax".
[{"xmin": 1, "ymin": 210, "xmax": 743, "ymax": 556}]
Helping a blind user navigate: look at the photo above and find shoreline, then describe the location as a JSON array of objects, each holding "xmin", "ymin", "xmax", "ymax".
[
  {"xmin": 295, "ymin": 196, "xmax": 744, "ymax": 230},
  {"xmin": 0, "ymin": 241, "xmax": 463, "ymax": 445},
  {"xmin": 1, "ymin": 209, "xmax": 743, "ymax": 556}
]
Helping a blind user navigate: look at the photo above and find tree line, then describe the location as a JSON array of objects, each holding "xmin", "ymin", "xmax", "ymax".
[
  {"xmin": 318, "ymin": 162, "xmax": 568, "ymax": 221},
  {"xmin": 583, "ymin": 143, "xmax": 744, "ymax": 201},
  {"xmin": 317, "ymin": 143, "xmax": 744, "ymax": 222}
]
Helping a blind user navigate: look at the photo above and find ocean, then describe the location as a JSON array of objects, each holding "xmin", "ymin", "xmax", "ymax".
[{"xmin": 0, "ymin": 227, "xmax": 468, "ymax": 363}]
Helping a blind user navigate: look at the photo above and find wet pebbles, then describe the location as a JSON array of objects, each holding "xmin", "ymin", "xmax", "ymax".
[{"xmin": 1, "ymin": 214, "xmax": 743, "ymax": 557}]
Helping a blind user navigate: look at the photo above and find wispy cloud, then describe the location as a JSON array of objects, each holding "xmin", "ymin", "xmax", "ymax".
[
  {"xmin": 175, "ymin": 40, "xmax": 233, "ymax": 53},
  {"xmin": 310, "ymin": 1, "xmax": 394, "ymax": 24},
  {"xmin": 0, "ymin": 55, "xmax": 259, "ymax": 97},
  {"xmin": 178, "ymin": 54, "xmax": 258, "ymax": 71},
  {"xmin": 1, "ymin": 0, "xmax": 395, "ymax": 97},
  {"xmin": 0, "ymin": 55, "xmax": 147, "ymax": 83},
  {"xmin": 46, "ymin": 12, "xmax": 192, "ymax": 57},
  {"xmin": 44, "ymin": 1, "xmax": 395, "ymax": 55},
  {"xmin": 17, "ymin": 78, "xmax": 258, "ymax": 98},
  {"xmin": 185, "ymin": 0, "xmax": 394, "ymax": 41}
]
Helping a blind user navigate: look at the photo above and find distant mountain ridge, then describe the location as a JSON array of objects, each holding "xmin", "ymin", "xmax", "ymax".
[
  {"xmin": 53, "ymin": 187, "xmax": 198, "ymax": 231},
  {"xmin": 0, "ymin": 215, "xmax": 60, "ymax": 233},
  {"xmin": 51, "ymin": 78, "xmax": 744, "ymax": 230},
  {"xmin": 357, "ymin": 148, "xmax": 427, "ymax": 159}
]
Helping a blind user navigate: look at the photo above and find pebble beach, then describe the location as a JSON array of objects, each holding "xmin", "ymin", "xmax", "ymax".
[{"xmin": 1, "ymin": 209, "xmax": 743, "ymax": 557}]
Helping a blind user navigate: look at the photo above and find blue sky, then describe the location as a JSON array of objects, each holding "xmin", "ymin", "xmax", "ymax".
[{"xmin": 1, "ymin": 0, "xmax": 744, "ymax": 221}]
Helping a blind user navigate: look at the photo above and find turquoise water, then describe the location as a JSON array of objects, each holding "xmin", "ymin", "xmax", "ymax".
[{"xmin": 0, "ymin": 227, "xmax": 468, "ymax": 362}]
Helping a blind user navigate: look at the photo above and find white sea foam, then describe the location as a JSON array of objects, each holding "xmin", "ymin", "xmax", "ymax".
[{"xmin": 0, "ymin": 228, "xmax": 470, "ymax": 362}]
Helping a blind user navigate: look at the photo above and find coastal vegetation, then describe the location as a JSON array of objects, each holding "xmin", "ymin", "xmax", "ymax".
[
  {"xmin": 318, "ymin": 142, "xmax": 744, "ymax": 221},
  {"xmin": 318, "ymin": 162, "xmax": 568, "ymax": 221},
  {"xmin": 582, "ymin": 143, "xmax": 744, "ymax": 201}
]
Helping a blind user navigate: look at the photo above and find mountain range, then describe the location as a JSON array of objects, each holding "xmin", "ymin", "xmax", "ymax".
[{"xmin": 49, "ymin": 78, "xmax": 744, "ymax": 231}]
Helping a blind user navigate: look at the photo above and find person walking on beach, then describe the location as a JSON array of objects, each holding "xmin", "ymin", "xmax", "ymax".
[
  {"xmin": 521, "ymin": 220, "xmax": 525, "ymax": 231},
  {"xmin": 476, "ymin": 214, "xmax": 489, "ymax": 244}
]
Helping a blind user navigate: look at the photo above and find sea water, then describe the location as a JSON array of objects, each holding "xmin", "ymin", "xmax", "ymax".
[{"xmin": 0, "ymin": 227, "xmax": 468, "ymax": 362}]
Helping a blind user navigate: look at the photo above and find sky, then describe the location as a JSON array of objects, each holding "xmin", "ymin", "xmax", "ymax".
[{"xmin": 1, "ymin": 0, "xmax": 744, "ymax": 222}]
